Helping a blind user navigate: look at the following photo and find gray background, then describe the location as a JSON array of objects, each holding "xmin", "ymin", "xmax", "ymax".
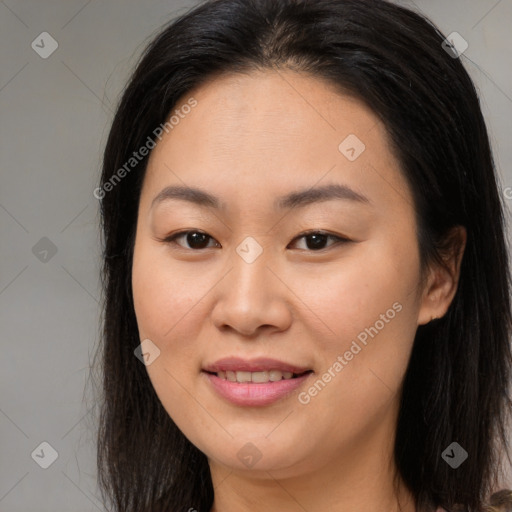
[{"xmin": 1, "ymin": 0, "xmax": 511, "ymax": 510}]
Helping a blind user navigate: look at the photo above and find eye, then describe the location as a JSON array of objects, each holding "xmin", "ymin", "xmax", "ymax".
[
  {"xmin": 288, "ymin": 230, "xmax": 351, "ymax": 251},
  {"xmin": 160, "ymin": 229, "xmax": 350, "ymax": 252},
  {"xmin": 161, "ymin": 230, "xmax": 220, "ymax": 250}
]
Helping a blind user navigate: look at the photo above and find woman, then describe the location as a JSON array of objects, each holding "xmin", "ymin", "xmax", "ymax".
[{"xmin": 94, "ymin": 0, "xmax": 512, "ymax": 510}]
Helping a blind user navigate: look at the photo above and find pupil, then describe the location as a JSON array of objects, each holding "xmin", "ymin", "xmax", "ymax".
[
  {"xmin": 307, "ymin": 234, "xmax": 327, "ymax": 250},
  {"xmin": 188, "ymin": 232, "xmax": 209, "ymax": 249}
]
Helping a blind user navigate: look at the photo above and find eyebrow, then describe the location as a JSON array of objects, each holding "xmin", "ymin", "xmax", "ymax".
[{"xmin": 150, "ymin": 183, "xmax": 371, "ymax": 211}]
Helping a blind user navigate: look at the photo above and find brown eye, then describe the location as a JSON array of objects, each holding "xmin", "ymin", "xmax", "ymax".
[
  {"xmin": 288, "ymin": 231, "xmax": 350, "ymax": 251},
  {"xmin": 160, "ymin": 229, "xmax": 350, "ymax": 252},
  {"xmin": 164, "ymin": 230, "xmax": 220, "ymax": 250}
]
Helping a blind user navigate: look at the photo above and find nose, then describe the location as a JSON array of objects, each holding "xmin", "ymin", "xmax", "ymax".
[{"xmin": 210, "ymin": 242, "xmax": 292, "ymax": 337}]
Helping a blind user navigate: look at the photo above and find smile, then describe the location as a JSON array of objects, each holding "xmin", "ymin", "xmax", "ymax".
[
  {"xmin": 202, "ymin": 370, "xmax": 314, "ymax": 406},
  {"xmin": 210, "ymin": 369, "xmax": 311, "ymax": 383}
]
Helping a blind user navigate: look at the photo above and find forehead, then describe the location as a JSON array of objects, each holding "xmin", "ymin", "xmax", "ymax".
[{"xmin": 142, "ymin": 69, "xmax": 413, "ymax": 216}]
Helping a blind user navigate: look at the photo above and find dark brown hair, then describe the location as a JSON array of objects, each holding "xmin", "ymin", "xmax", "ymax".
[{"xmin": 94, "ymin": 0, "xmax": 512, "ymax": 510}]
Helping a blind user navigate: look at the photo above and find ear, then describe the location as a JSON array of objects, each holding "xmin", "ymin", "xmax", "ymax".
[{"xmin": 417, "ymin": 225, "xmax": 467, "ymax": 326}]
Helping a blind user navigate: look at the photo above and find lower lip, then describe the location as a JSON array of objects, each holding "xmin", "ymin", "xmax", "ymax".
[{"xmin": 202, "ymin": 371, "xmax": 313, "ymax": 407}]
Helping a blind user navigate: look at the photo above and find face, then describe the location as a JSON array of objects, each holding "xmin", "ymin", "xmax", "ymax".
[{"xmin": 131, "ymin": 69, "xmax": 435, "ymax": 479}]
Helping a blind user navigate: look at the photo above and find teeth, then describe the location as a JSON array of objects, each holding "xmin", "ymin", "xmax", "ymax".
[
  {"xmin": 215, "ymin": 370, "xmax": 296, "ymax": 383},
  {"xmin": 251, "ymin": 371, "xmax": 268, "ymax": 383},
  {"xmin": 236, "ymin": 371, "xmax": 252, "ymax": 383}
]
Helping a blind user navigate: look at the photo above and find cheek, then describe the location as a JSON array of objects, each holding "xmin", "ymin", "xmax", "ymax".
[
  {"xmin": 300, "ymin": 235, "xmax": 421, "ymax": 398},
  {"xmin": 132, "ymin": 240, "xmax": 205, "ymax": 341},
  {"xmin": 301, "ymin": 237, "xmax": 420, "ymax": 344},
  {"xmin": 131, "ymin": 240, "xmax": 210, "ymax": 431}
]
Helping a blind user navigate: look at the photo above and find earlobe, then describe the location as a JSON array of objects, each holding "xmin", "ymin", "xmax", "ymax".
[{"xmin": 417, "ymin": 226, "xmax": 467, "ymax": 326}]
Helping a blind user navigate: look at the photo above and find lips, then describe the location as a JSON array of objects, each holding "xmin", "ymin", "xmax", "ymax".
[
  {"xmin": 201, "ymin": 356, "xmax": 314, "ymax": 406},
  {"xmin": 202, "ymin": 371, "xmax": 313, "ymax": 406},
  {"xmin": 202, "ymin": 356, "xmax": 312, "ymax": 374}
]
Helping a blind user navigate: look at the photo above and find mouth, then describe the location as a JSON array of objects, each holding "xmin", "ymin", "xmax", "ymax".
[
  {"xmin": 202, "ymin": 369, "xmax": 314, "ymax": 406},
  {"xmin": 201, "ymin": 357, "xmax": 314, "ymax": 406},
  {"xmin": 203, "ymin": 369, "xmax": 313, "ymax": 383}
]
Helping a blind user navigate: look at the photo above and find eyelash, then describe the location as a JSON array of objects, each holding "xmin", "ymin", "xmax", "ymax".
[{"xmin": 159, "ymin": 229, "xmax": 351, "ymax": 252}]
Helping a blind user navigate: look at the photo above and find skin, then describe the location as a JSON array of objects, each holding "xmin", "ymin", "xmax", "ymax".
[{"xmin": 131, "ymin": 69, "xmax": 466, "ymax": 512}]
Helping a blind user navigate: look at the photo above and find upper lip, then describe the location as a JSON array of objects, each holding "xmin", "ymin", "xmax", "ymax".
[{"xmin": 203, "ymin": 357, "xmax": 312, "ymax": 374}]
